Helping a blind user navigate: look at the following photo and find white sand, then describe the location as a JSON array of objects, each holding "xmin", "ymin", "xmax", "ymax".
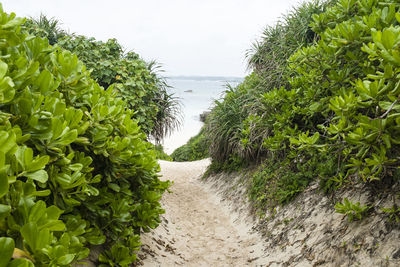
[
  {"xmin": 137, "ymin": 159, "xmax": 264, "ymax": 266},
  {"xmin": 137, "ymin": 159, "xmax": 400, "ymax": 266}
]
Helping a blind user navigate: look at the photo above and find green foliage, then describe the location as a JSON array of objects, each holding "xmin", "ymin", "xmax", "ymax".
[
  {"xmin": 23, "ymin": 14, "xmax": 66, "ymax": 45},
  {"xmin": 381, "ymin": 204, "xmax": 400, "ymax": 222},
  {"xmin": 250, "ymin": 152, "xmax": 337, "ymax": 209},
  {"xmin": 24, "ymin": 16, "xmax": 181, "ymax": 144},
  {"xmin": 0, "ymin": 5, "xmax": 168, "ymax": 266},
  {"xmin": 289, "ymin": 0, "xmax": 400, "ymax": 184},
  {"xmin": 208, "ymin": 0, "xmax": 400, "ymax": 217},
  {"xmin": 153, "ymin": 144, "xmax": 172, "ymax": 161},
  {"xmin": 206, "ymin": 1, "xmax": 329, "ymax": 167},
  {"xmin": 57, "ymin": 36, "xmax": 181, "ymax": 143},
  {"xmin": 206, "ymin": 74, "xmax": 262, "ymax": 163},
  {"xmin": 204, "ymin": 154, "xmax": 248, "ymax": 178},
  {"xmin": 335, "ymin": 198, "xmax": 370, "ymax": 222},
  {"xmin": 247, "ymin": 0, "xmax": 329, "ymax": 88},
  {"xmin": 171, "ymin": 127, "xmax": 209, "ymax": 162},
  {"xmin": 0, "ymin": 237, "xmax": 14, "ymax": 267}
]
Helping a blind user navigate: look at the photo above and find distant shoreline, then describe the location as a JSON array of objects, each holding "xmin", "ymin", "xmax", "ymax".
[{"xmin": 167, "ymin": 75, "xmax": 244, "ymax": 83}]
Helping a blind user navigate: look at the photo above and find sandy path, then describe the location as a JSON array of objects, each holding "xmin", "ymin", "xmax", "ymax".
[{"xmin": 137, "ymin": 159, "xmax": 262, "ymax": 267}]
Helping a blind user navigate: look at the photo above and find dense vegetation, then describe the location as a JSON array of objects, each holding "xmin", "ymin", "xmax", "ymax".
[
  {"xmin": 24, "ymin": 15, "xmax": 181, "ymax": 144},
  {"xmin": 171, "ymin": 128, "xmax": 209, "ymax": 162},
  {"xmin": 204, "ymin": 0, "xmax": 400, "ymax": 216},
  {"xmin": 0, "ymin": 6, "xmax": 170, "ymax": 266}
]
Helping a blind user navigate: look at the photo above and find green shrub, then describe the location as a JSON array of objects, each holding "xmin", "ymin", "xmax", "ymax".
[
  {"xmin": 207, "ymin": 0, "xmax": 400, "ymax": 218},
  {"xmin": 153, "ymin": 144, "xmax": 172, "ymax": 161},
  {"xmin": 24, "ymin": 17, "xmax": 181, "ymax": 144},
  {"xmin": 249, "ymin": 152, "xmax": 337, "ymax": 210},
  {"xmin": 171, "ymin": 127, "xmax": 209, "ymax": 162},
  {"xmin": 0, "ymin": 5, "xmax": 168, "ymax": 266},
  {"xmin": 206, "ymin": 75, "xmax": 262, "ymax": 164},
  {"xmin": 381, "ymin": 204, "xmax": 400, "ymax": 223},
  {"xmin": 206, "ymin": 1, "xmax": 329, "ymax": 167},
  {"xmin": 335, "ymin": 198, "xmax": 370, "ymax": 222},
  {"xmin": 289, "ymin": 0, "xmax": 400, "ymax": 184}
]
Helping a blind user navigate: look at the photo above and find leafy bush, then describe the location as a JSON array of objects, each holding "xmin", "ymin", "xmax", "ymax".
[
  {"xmin": 24, "ymin": 14, "xmax": 66, "ymax": 45},
  {"xmin": 381, "ymin": 205, "xmax": 400, "ymax": 223},
  {"xmin": 335, "ymin": 198, "xmax": 370, "ymax": 222},
  {"xmin": 249, "ymin": 152, "xmax": 337, "ymax": 209},
  {"xmin": 171, "ymin": 127, "xmax": 209, "ymax": 162},
  {"xmin": 153, "ymin": 144, "xmax": 172, "ymax": 161},
  {"xmin": 206, "ymin": 75, "xmax": 262, "ymax": 163},
  {"xmin": 289, "ymin": 0, "xmax": 400, "ymax": 185},
  {"xmin": 0, "ymin": 5, "xmax": 168, "ymax": 266},
  {"xmin": 206, "ymin": 1, "xmax": 330, "ymax": 166},
  {"xmin": 247, "ymin": 0, "xmax": 329, "ymax": 87},
  {"xmin": 24, "ymin": 17, "xmax": 181, "ymax": 143},
  {"xmin": 205, "ymin": 0, "xmax": 331, "ymax": 207},
  {"xmin": 207, "ymin": 0, "xmax": 400, "ymax": 216}
]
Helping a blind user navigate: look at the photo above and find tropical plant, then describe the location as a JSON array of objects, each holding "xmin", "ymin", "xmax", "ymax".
[
  {"xmin": 207, "ymin": 0, "xmax": 400, "ymax": 216},
  {"xmin": 206, "ymin": 1, "xmax": 330, "ymax": 167},
  {"xmin": 0, "ymin": 5, "xmax": 168, "ymax": 266},
  {"xmin": 23, "ymin": 14, "xmax": 66, "ymax": 45},
  {"xmin": 24, "ymin": 16, "xmax": 182, "ymax": 143},
  {"xmin": 335, "ymin": 198, "xmax": 370, "ymax": 222},
  {"xmin": 147, "ymin": 62, "xmax": 182, "ymax": 144},
  {"xmin": 171, "ymin": 127, "xmax": 209, "ymax": 162}
]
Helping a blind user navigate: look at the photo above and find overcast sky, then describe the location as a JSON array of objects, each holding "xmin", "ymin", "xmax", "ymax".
[{"xmin": 2, "ymin": 0, "xmax": 302, "ymax": 77}]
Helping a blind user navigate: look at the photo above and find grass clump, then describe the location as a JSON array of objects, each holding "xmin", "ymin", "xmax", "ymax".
[
  {"xmin": 206, "ymin": 0, "xmax": 400, "ymax": 219},
  {"xmin": 171, "ymin": 128, "xmax": 210, "ymax": 162},
  {"xmin": 153, "ymin": 144, "xmax": 173, "ymax": 161}
]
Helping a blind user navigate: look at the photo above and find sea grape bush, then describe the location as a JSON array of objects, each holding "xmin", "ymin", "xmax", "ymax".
[
  {"xmin": 24, "ymin": 19, "xmax": 181, "ymax": 144},
  {"xmin": 206, "ymin": 1, "xmax": 330, "ymax": 166},
  {"xmin": 56, "ymin": 35, "xmax": 181, "ymax": 144},
  {"xmin": 207, "ymin": 0, "xmax": 400, "ymax": 213},
  {"xmin": 0, "ymin": 5, "xmax": 168, "ymax": 266},
  {"xmin": 205, "ymin": 1, "xmax": 333, "ymax": 206},
  {"xmin": 289, "ymin": 0, "xmax": 400, "ymax": 185}
]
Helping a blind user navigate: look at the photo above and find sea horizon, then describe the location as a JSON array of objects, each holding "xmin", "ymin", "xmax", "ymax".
[{"xmin": 161, "ymin": 76, "xmax": 241, "ymax": 154}]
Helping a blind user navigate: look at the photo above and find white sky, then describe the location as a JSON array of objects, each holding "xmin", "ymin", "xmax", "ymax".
[{"xmin": 2, "ymin": 0, "xmax": 301, "ymax": 77}]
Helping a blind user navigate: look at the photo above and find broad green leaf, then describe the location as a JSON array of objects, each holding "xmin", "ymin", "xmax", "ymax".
[
  {"xmin": 69, "ymin": 163, "xmax": 83, "ymax": 172},
  {"xmin": 28, "ymin": 200, "xmax": 46, "ymax": 223},
  {"xmin": 20, "ymin": 222, "xmax": 38, "ymax": 251},
  {"xmin": 15, "ymin": 146, "xmax": 28, "ymax": 169},
  {"xmin": 53, "ymin": 129, "xmax": 78, "ymax": 146},
  {"xmin": 57, "ymin": 254, "xmax": 75, "ymax": 265},
  {"xmin": 0, "ymin": 204, "xmax": 11, "ymax": 218},
  {"xmin": 0, "ymin": 76, "xmax": 15, "ymax": 103},
  {"xmin": 26, "ymin": 155, "xmax": 49, "ymax": 172},
  {"xmin": 46, "ymin": 205, "xmax": 63, "ymax": 220},
  {"xmin": 0, "ymin": 131, "xmax": 16, "ymax": 154},
  {"xmin": 32, "ymin": 189, "xmax": 51, "ymax": 197},
  {"xmin": 1, "ymin": 17, "xmax": 25, "ymax": 30},
  {"xmin": 34, "ymin": 69, "xmax": 53, "ymax": 94},
  {"xmin": 0, "ymin": 237, "xmax": 14, "ymax": 267},
  {"xmin": 108, "ymin": 183, "xmax": 120, "ymax": 192},
  {"xmin": 85, "ymin": 229, "xmax": 106, "ymax": 245},
  {"xmin": 0, "ymin": 60, "xmax": 7, "ymax": 79},
  {"xmin": 6, "ymin": 258, "xmax": 34, "ymax": 267},
  {"xmin": 39, "ymin": 220, "xmax": 65, "ymax": 231},
  {"xmin": 36, "ymin": 228, "xmax": 52, "ymax": 249},
  {"xmin": 24, "ymin": 170, "xmax": 48, "ymax": 183}
]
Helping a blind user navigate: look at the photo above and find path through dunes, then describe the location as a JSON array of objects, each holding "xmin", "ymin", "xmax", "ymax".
[{"xmin": 137, "ymin": 159, "xmax": 264, "ymax": 266}]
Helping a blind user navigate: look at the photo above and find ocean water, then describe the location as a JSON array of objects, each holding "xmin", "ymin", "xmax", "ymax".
[{"xmin": 161, "ymin": 77, "xmax": 240, "ymax": 154}]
